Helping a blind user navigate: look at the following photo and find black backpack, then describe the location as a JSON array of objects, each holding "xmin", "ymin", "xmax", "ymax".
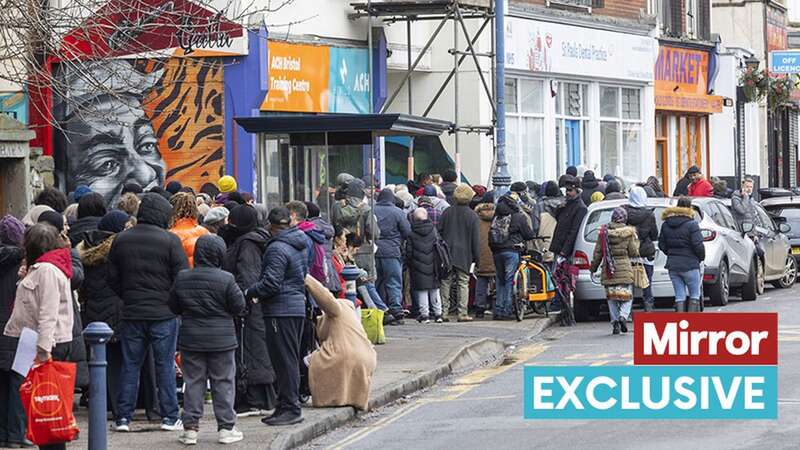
[
  {"xmin": 489, "ymin": 215, "xmax": 512, "ymax": 246},
  {"xmin": 433, "ymin": 235, "xmax": 452, "ymax": 280}
]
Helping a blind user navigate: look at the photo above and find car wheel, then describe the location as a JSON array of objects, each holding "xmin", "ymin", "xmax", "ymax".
[
  {"xmin": 709, "ymin": 260, "xmax": 729, "ymax": 306},
  {"xmin": 741, "ymin": 259, "xmax": 758, "ymax": 301},
  {"xmin": 573, "ymin": 300, "xmax": 591, "ymax": 322},
  {"xmin": 773, "ymin": 255, "xmax": 798, "ymax": 289},
  {"xmin": 756, "ymin": 258, "xmax": 765, "ymax": 295}
]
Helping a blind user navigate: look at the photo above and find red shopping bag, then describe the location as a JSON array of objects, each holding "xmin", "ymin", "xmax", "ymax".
[{"xmin": 19, "ymin": 360, "xmax": 80, "ymax": 445}]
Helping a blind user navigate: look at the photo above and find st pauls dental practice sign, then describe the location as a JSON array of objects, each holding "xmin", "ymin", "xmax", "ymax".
[{"xmin": 524, "ymin": 313, "xmax": 778, "ymax": 419}]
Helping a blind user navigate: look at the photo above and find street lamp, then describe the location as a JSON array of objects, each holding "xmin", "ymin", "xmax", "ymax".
[{"xmin": 745, "ymin": 55, "xmax": 760, "ymax": 72}]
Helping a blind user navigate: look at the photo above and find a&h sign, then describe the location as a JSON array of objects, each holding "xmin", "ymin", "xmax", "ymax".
[{"xmin": 769, "ymin": 50, "xmax": 800, "ymax": 74}]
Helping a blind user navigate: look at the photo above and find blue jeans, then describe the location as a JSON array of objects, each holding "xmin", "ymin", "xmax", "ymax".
[
  {"xmin": 475, "ymin": 275, "xmax": 492, "ymax": 310},
  {"xmin": 358, "ymin": 282, "xmax": 389, "ymax": 311},
  {"xmin": 376, "ymin": 257, "xmax": 403, "ymax": 316},
  {"xmin": 116, "ymin": 319, "xmax": 179, "ymax": 423},
  {"xmin": 669, "ymin": 269, "xmax": 702, "ymax": 303},
  {"xmin": 493, "ymin": 251, "xmax": 520, "ymax": 317}
]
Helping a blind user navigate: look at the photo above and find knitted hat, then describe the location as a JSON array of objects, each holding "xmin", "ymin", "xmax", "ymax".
[
  {"xmin": 22, "ymin": 204, "xmax": 55, "ymax": 226},
  {"xmin": 99, "ymin": 210, "xmax": 130, "ymax": 233},
  {"xmin": 228, "ymin": 205, "xmax": 258, "ymax": 234},
  {"xmin": 121, "ymin": 182, "xmax": 143, "ymax": 195},
  {"xmin": 510, "ymin": 181, "xmax": 527, "ymax": 193},
  {"xmin": 612, "ymin": 206, "xmax": 628, "ymax": 223},
  {"xmin": 590, "ymin": 191, "xmax": 605, "ymax": 203},
  {"xmin": 268, "ymin": 207, "xmax": 291, "ymax": 225},
  {"xmin": 453, "ymin": 183, "xmax": 475, "ymax": 205},
  {"xmin": 423, "ymin": 184, "xmax": 437, "ymax": 197},
  {"xmin": 73, "ymin": 185, "xmax": 92, "ymax": 202},
  {"xmin": 38, "ymin": 210, "xmax": 65, "ymax": 231},
  {"xmin": 0, "ymin": 215, "xmax": 25, "ymax": 246},
  {"xmin": 217, "ymin": 175, "xmax": 237, "ymax": 193},
  {"xmin": 165, "ymin": 181, "xmax": 182, "ymax": 195},
  {"xmin": 203, "ymin": 207, "xmax": 229, "ymax": 225}
]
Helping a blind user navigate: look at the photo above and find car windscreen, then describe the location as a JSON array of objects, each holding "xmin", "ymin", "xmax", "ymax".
[
  {"xmin": 764, "ymin": 206, "xmax": 800, "ymax": 237},
  {"xmin": 584, "ymin": 207, "xmax": 668, "ymax": 243}
]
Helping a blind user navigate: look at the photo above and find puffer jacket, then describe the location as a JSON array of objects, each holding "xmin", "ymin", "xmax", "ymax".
[
  {"xmin": 0, "ymin": 245, "xmax": 23, "ymax": 371},
  {"xmin": 108, "ymin": 193, "xmax": 190, "ymax": 321},
  {"xmin": 405, "ymin": 220, "xmax": 439, "ymax": 290},
  {"xmin": 658, "ymin": 206, "xmax": 706, "ymax": 272},
  {"xmin": 170, "ymin": 217, "xmax": 210, "ymax": 267},
  {"xmin": 475, "ymin": 203, "xmax": 496, "ymax": 277},
  {"xmin": 248, "ymin": 226, "xmax": 309, "ymax": 318},
  {"xmin": 374, "ymin": 189, "xmax": 411, "ymax": 259},
  {"xmin": 624, "ymin": 205, "xmax": 658, "ymax": 260},
  {"xmin": 78, "ymin": 230, "xmax": 124, "ymax": 336},
  {"xmin": 169, "ymin": 235, "xmax": 245, "ymax": 352},
  {"xmin": 589, "ymin": 222, "xmax": 640, "ymax": 285},
  {"xmin": 223, "ymin": 228, "xmax": 275, "ymax": 385},
  {"xmin": 489, "ymin": 195, "xmax": 535, "ymax": 252}
]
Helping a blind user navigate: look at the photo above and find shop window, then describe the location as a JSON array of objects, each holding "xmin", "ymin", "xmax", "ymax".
[
  {"xmin": 622, "ymin": 124, "xmax": 642, "ymax": 182},
  {"xmin": 599, "ymin": 85, "xmax": 643, "ymax": 183},
  {"xmin": 520, "ymin": 79, "xmax": 543, "ymax": 114},
  {"xmin": 505, "ymin": 78, "xmax": 518, "ymax": 113},
  {"xmin": 622, "ymin": 88, "xmax": 640, "ymax": 119},
  {"xmin": 505, "ymin": 76, "xmax": 545, "ymax": 182},
  {"xmin": 601, "ymin": 122, "xmax": 619, "ymax": 175},
  {"xmin": 600, "ymin": 86, "xmax": 619, "ymax": 117}
]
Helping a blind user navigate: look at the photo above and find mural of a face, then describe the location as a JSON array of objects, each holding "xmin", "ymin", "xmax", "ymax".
[{"xmin": 64, "ymin": 94, "xmax": 165, "ymax": 204}]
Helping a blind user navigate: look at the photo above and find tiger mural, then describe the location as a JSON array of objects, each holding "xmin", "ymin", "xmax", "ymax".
[{"xmin": 53, "ymin": 57, "xmax": 225, "ymax": 206}]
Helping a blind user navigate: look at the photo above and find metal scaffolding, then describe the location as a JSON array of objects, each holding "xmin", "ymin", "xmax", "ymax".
[{"xmin": 350, "ymin": 0, "xmax": 497, "ymax": 181}]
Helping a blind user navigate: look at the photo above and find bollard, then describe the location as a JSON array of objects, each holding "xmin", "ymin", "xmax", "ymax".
[
  {"xmin": 341, "ymin": 264, "xmax": 362, "ymax": 307},
  {"xmin": 82, "ymin": 322, "xmax": 114, "ymax": 450}
]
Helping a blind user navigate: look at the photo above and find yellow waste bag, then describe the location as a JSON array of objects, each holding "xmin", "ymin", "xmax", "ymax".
[{"xmin": 360, "ymin": 309, "xmax": 386, "ymax": 345}]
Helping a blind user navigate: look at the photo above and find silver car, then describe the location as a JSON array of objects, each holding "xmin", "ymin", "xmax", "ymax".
[{"xmin": 572, "ymin": 197, "xmax": 758, "ymax": 321}]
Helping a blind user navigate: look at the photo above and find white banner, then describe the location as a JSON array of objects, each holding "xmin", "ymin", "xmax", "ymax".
[{"xmin": 505, "ymin": 17, "xmax": 657, "ymax": 82}]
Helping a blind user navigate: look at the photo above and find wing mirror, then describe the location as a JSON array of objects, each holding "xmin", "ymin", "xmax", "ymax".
[
  {"xmin": 779, "ymin": 223, "xmax": 792, "ymax": 234},
  {"xmin": 741, "ymin": 222, "xmax": 754, "ymax": 235}
]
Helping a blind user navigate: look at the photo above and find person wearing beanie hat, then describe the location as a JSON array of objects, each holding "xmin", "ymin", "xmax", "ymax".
[
  {"xmin": 0, "ymin": 215, "xmax": 25, "ymax": 247},
  {"xmin": 225, "ymin": 205, "xmax": 258, "ymax": 244},
  {"xmin": 122, "ymin": 182, "xmax": 143, "ymax": 195},
  {"xmin": 589, "ymin": 205, "xmax": 639, "ymax": 335},
  {"xmin": 550, "ymin": 174, "xmax": 587, "ymax": 314},
  {"xmin": 604, "ymin": 180, "xmax": 626, "ymax": 201},
  {"xmin": 580, "ymin": 170, "xmax": 604, "ymax": 206},
  {"xmin": 590, "ymin": 191, "xmax": 605, "ymax": 204},
  {"xmin": 441, "ymin": 169, "xmax": 458, "ymax": 205},
  {"xmin": 566, "ymin": 166, "xmax": 578, "ymax": 177},
  {"xmin": 438, "ymin": 183, "xmax": 481, "ymax": 322},
  {"xmin": 73, "ymin": 185, "xmax": 92, "ymax": 202},
  {"xmin": 421, "ymin": 184, "xmax": 449, "ymax": 213},
  {"xmin": 510, "ymin": 181, "xmax": 527, "ymax": 193},
  {"xmin": 223, "ymin": 201, "xmax": 240, "ymax": 212},
  {"xmin": 38, "ymin": 210, "xmax": 66, "ymax": 234},
  {"xmin": 165, "ymin": 181, "xmax": 183, "ymax": 196},
  {"xmin": 21, "ymin": 204, "xmax": 55, "ymax": 227},
  {"xmin": 217, "ymin": 175, "xmax": 238, "ymax": 194},
  {"xmin": 99, "ymin": 210, "xmax": 130, "ymax": 234},
  {"xmin": 202, "ymin": 207, "xmax": 230, "ymax": 235}
]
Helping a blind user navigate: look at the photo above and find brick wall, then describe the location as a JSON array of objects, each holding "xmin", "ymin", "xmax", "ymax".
[{"xmin": 512, "ymin": 0, "xmax": 647, "ymax": 21}]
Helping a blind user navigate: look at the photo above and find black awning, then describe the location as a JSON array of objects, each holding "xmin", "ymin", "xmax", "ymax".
[{"xmin": 234, "ymin": 113, "xmax": 453, "ymax": 140}]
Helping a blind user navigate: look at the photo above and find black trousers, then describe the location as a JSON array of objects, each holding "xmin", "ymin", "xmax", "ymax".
[
  {"xmin": 264, "ymin": 317, "xmax": 304, "ymax": 417},
  {"xmin": 0, "ymin": 369, "xmax": 26, "ymax": 444}
]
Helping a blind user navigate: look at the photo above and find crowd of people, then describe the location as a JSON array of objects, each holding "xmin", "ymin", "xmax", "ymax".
[{"xmin": 0, "ymin": 163, "xmax": 743, "ymax": 447}]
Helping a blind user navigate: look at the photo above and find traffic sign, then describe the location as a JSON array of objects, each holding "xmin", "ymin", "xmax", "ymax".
[{"xmin": 769, "ymin": 50, "xmax": 800, "ymax": 74}]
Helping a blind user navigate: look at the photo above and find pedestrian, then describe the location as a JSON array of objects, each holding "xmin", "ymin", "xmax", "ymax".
[
  {"xmin": 673, "ymin": 166, "xmax": 697, "ymax": 197},
  {"xmin": 374, "ymin": 188, "xmax": 411, "ymax": 324},
  {"xmin": 659, "ymin": 197, "xmax": 705, "ymax": 312},
  {"xmin": 731, "ymin": 177, "xmax": 757, "ymax": 225},
  {"xmin": 558, "ymin": 166, "xmax": 578, "ymax": 188},
  {"xmin": 438, "ymin": 184, "xmax": 480, "ymax": 322},
  {"xmin": 421, "ymin": 185, "xmax": 449, "ymax": 213},
  {"xmin": 169, "ymin": 235, "xmax": 246, "ymax": 445},
  {"xmin": 68, "ymin": 192, "xmax": 107, "ymax": 247},
  {"xmin": 245, "ymin": 207, "xmax": 308, "ymax": 426},
  {"xmin": 440, "ymin": 169, "xmax": 458, "ymax": 205},
  {"xmin": 530, "ymin": 181, "xmax": 563, "ymax": 253},
  {"xmin": 4, "ymin": 223, "xmax": 75, "ymax": 450},
  {"xmin": 306, "ymin": 202, "xmax": 341, "ymax": 294},
  {"xmin": 603, "ymin": 181, "xmax": 626, "ymax": 200},
  {"xmin": 304, "ymin": 275, "xmax": 377, "ymax": 410},
  {"xmin": 222, "ymin": 205, "xmax": 277, "ymax": 416},
  {"xmin": 217, "ymin": 175, "xmax": 238, "ymax": 194},
  {"xmin": 0, "ymin": 216, "xmax": 27, "ymax": 448},
  {"xmin": 108, "ymin": 193, "xmax": 189, "ymax": 432},
  {"xmin": 550, "ymin": 176, "xmax": 588, "ymax": 312},
  {"xmin": 122, "ymin": 183, "xmax": 143, "ymax": 196},
  {"xmin": 203, "ymin": 206, "xmax": 230, "ymax": 235},
  {"xmin": 624, "ymin": 186, "xmax": 658, "ymax": 312},
  {"xmin": 76, "ymin": 210, "xmax": 130, "ymax": 418},
  {"xmin": 406, "ymin": 208, "xmax": 443, "ymax": 323},
  {"xmin": 687, "ymin": 167, "xmax": 713, "ymax": 197},
  {"xmin": 590, "ymin": 191, "xmax": 605, "ymax": 204},
  {"xmin": 34, "ymin": 187, "xmax": 68, "ymax": 213},
  {"xmin": 590, "ymin": 207, "xmax": 640, "ymax": 334},
  {"xmin": 170, "ymin": 192, "xmax": 210, "ymax": 267},
  {"xmin": 415, "ymin": 195, "xmax": 443, "ymax": 227},
  {"xmin": 579, "ymin": 171, "xmax": 604, "ymax": 206},
  {"xmin": 116, "ymin": 192, "xmax": 141, "ymax": 218},
  {"xmin": 474, "ymin": 195, "xmax": 496, "ymax": 318},
  {"xmin": 165, "ymin": 181, "xmax": 183, "ymax": 197},
  {"xmin": 642, "ymin": 176, "xmax": 666, "ymax": 198},
  {"xmin": 340, "ymin": 233, "xmax": 390, "ymax": 313},
  {"xmin": 489, "ymin": 193, "xmax": 535, "ymax": 320}
]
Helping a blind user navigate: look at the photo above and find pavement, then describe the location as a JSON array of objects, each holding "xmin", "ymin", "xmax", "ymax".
[
  {"xmin": 68, "ymin": 314, "xmax": 556, "ymax": 449},
  {"xmin": 308, "ymin": 287, "xmax": 800, "ymax": 450}
]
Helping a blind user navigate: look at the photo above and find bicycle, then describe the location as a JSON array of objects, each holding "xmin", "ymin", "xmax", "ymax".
[{"xmin": 511, "ymin": 243, "xmax": 556, "ymax": 321}]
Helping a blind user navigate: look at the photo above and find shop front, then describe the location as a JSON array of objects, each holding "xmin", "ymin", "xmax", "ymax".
[
  {"xmin": 654, "ymin": 43, "xmax": 723, "ymax": 191},
  {"xmin": 504, "ymin": 14, "xmax": 657, "ymax": 184}
]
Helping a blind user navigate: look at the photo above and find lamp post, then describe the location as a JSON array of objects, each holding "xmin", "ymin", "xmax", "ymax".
[{"xmin": 491, "ymin": 0, "xmax": 510, "ymax": 198}]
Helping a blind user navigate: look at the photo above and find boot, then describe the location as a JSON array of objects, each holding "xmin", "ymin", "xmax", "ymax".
[
  {"xmin": 618, "ymin": 318, "xmax": 628, "ymax": 333},
  {"xmin": 674, "ymin": 301, "xmax": 686, "ymax": 312},
  {"xmin": 687, "ymin": 298, "xmax": 701, "ymax": 312},
  {"xmin": 612, "ymin": 321, "xmax": 621, "ymax": 335},
  {"xmin": 643, "ymin": 300, "xmax": 655, "ymax": 312}
]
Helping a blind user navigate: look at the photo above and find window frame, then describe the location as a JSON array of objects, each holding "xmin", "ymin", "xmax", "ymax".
[
  {"xmin": 598, "ymin": 84, "xmax": 644, "ymax": 182},
  {"xmin": 504, "ymin": 76, "xmax": 546, "ymax": 183}
]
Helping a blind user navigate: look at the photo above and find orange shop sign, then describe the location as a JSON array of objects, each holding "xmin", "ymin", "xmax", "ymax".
[
  {"xmin": 260, "ymin": 41, "xmax": 330, "ymax": 113},
  {"xmin": 654, "ymin": 45, "xmax": 722, "ymax": 114}
]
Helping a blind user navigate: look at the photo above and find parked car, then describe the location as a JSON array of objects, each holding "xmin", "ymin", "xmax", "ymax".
[
  {"xmin": 759, "ymin": 196, "xmax": 800, "ymax": 286},
  {"xmin": 720, "ymin": 199, "xmax": 795, "ymax": 291},
  {"xmin": 572, "ymin": 197, "xmax": 758, "ymax": 321}
]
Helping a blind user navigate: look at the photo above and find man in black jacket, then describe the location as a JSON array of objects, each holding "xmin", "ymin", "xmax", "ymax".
[
  {"xmin": 438, "ymin": 184, "xmax": 481, "ymax": 321},
  {"xmin": 440, "ymin": 169, "xmax": 458, "ymax": 205},
  {"xmin": 550, "ymin": 176, "xmax": 588, "ymax": 260},
  {"xmin": 489, "ymin": 193, "xmax": 535, "ymax": 320},
  {"xmin": 579, "ymin": 171, "xmax": 604, "ymax": 206},
  {"xmin": 108, "ymin": 192, "xmax": 189, "ymax": 432},
  {"xmin": 246, "ymin": 207, "xmax": 308, "ymax": 426},
  {"xmin": 624, "ymin": 186, "xmax": 659, "ymax": 311},
  {"xmin": 673, "ymin": 166, "xmax": 699, "ymax": 197}
]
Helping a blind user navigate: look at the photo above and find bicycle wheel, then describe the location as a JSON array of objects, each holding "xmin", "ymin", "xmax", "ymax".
[
  {"xmin": 531, "ymin": 301, "xmax": 547, "ymax": 315},
  {"xmin": 513, "ymin": 270, "xmax": 527, "ymax": 321}
]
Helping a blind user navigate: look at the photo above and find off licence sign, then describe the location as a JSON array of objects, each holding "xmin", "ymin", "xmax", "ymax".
[{"xmin": 769, "ymin": 50, "xmax": 800, "ymax": 73}]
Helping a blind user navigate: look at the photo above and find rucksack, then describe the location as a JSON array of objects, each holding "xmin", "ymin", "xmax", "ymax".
[
  {"xmin": 489, "ymin": 215, "xmax": 512, "ymax": 246},
  {"xmin": 433, "ymin": 235, "xmax": 452, "ymax": 280},
  {"xmin": 308, "ymin": 241, "xmax": 328, "ymax": 284}
]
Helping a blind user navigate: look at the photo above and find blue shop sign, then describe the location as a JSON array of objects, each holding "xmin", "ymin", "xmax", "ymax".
[
  {"xmin": 329, "ymin": 47, "xmax": 370, "ymax": 114},
  {"xmin": 769, "ymin": 50, "xmax": 800, "ymax": 74}
]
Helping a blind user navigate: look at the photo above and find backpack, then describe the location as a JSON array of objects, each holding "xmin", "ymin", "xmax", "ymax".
[
  {"xmin": 308, "ymin": 241, "xmax": 328, "ymax": 284},
  {"xmin": 489, "ymin": 215, "xmax": 512, "ymax": 247},
  {"xmin": 433, "ymin": 235, "xmax": 452, "ymax": 280}
]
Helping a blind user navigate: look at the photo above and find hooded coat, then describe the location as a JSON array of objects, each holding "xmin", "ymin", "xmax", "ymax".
[
  {"xmin": 374, "ymin": 188, "xmax": 411, "ymax": 259},
  {"xmin": 68, "ymin": 215, "xmax": 101, "ymax": 247},
  {"xmin": 169, "ymin": 235, "xmax": 246, "ymax": 352},
  {"xmin": 474, "ymin": 203, "xmax": 496, "ymax": 277},
  {"xmin": 589, "ymin": 222, "xmax": 640, "ymax": 285},
  {"xmin": 624, "ymin": 206, "xmax": 658, "ymax": 260},
  {"xmin": 438, "ymin": 186, "xmax": 480, "ymax": 272},
  {"xmin": 673, "ymin": 169, "xmax": 695, "ymax": 197},
  {"xmin": 658, "ymin": 207, "xmax": 706, "ymax": 272},
  {"xmin": 550, "ymin": 195, "xmax": 588, "ymax": 257},
  {"xmin": 580, "ymin": 171, "xmax": 605, "ymax": 206},
  {"xmin": 249, "ymin": 226, "xmax": 309, "ymax": 318},
  {"xmin": 78, "ymin": 230, "xmax": 124, "ymax": 335},
  {"xmin": 405, "ymin": 220, "xmax": 439, "ymax": 290},
  {"xmin": 107, "ymin": 193, "xmax": 190, "ymax": 321},
  {"xmin": 490, "ymin": 195, "xmax": 536, "ymax": 252},
  {"xmin": 0, "ymin": 244, "xmax": 23, "ymax": 370}
]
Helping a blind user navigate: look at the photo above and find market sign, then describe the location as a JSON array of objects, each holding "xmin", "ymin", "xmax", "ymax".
[
  {"xmin": 654, "ymin": 45, "xmax": 722, "ymax": 114},
  {"xmin": 505, "ymin": 17, "xmax": 657, "ymax": 82},
  {"xmin": 260, "ymin": 41, "xmax": 371, "ymax": 113}
]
